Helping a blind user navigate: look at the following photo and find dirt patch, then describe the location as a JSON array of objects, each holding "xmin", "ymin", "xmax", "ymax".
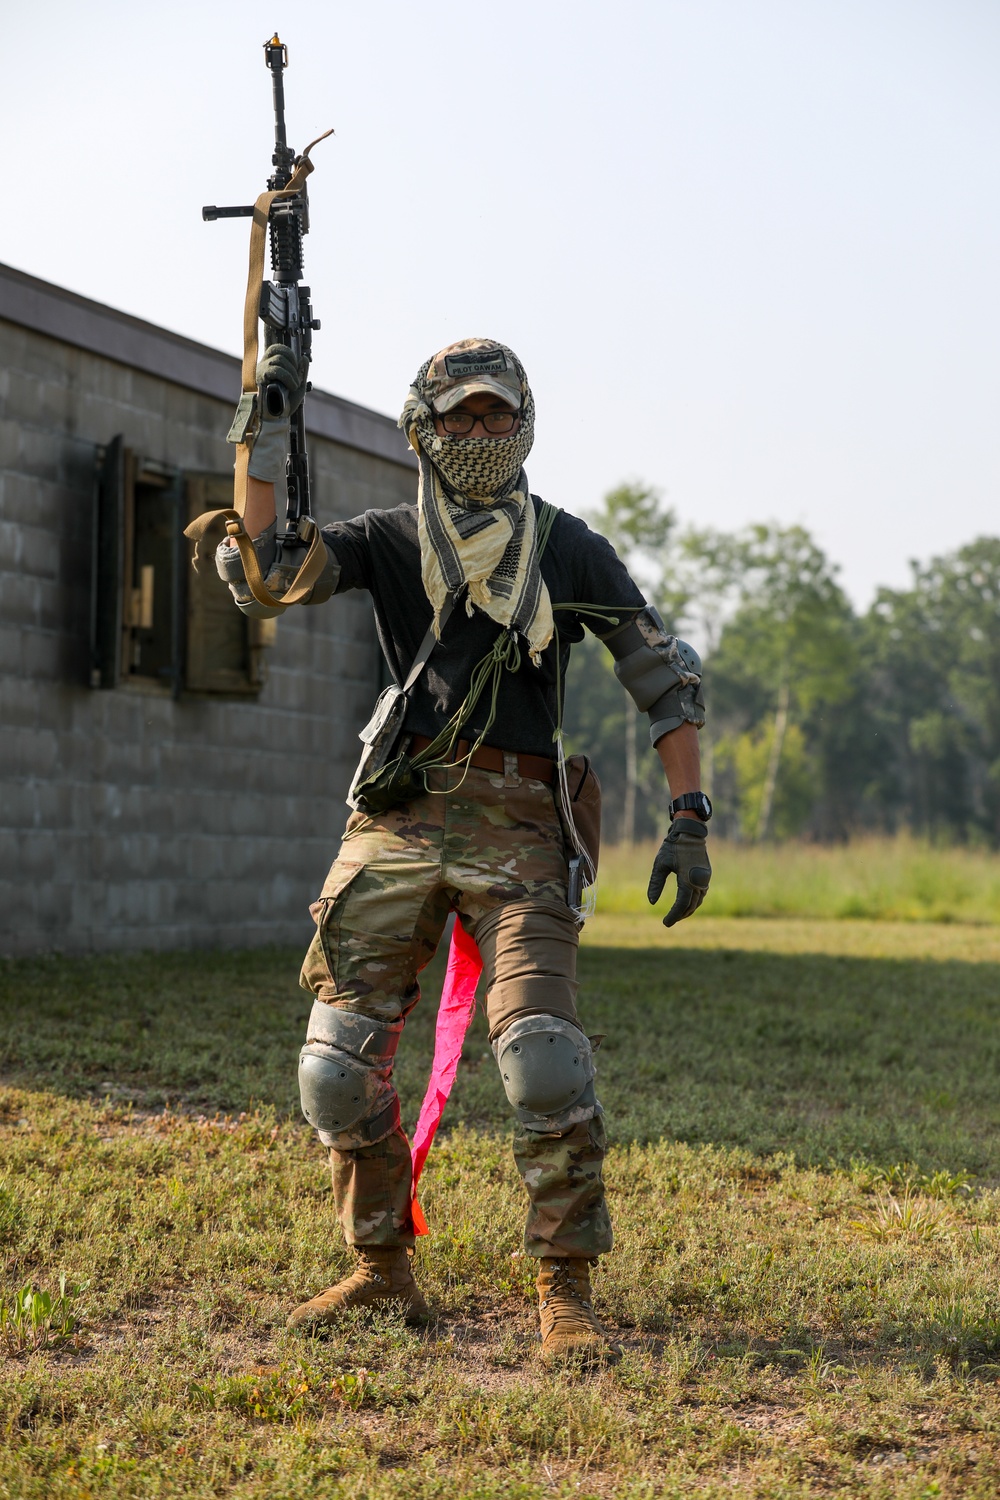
[{"xmin": 718, "ymin": 1401, "xmax": 810, "ymax": 1439}]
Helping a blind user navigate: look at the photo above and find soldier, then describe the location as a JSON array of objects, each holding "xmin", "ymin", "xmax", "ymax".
[{"xmin": 217, "ymin": 338, "xmax": 712, "ymax": 1363}]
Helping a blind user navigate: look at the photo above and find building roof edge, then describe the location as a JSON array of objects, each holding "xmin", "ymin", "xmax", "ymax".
[{"xmin": 0, "ymin": 261, "xmax": 415, "ymax": 471}]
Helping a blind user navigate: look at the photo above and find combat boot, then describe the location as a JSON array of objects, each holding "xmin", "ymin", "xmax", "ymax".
[
  {"xmin": 287, "ymin": 1247, "xmax": 428, "ymax": 1332},
  {"xmin": 536, "ymin": 1257, "xmax": 616, "ymax": 1366}
]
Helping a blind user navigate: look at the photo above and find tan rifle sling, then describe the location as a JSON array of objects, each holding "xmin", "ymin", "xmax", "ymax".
[{"xmin": 184, "ymin": 134, "xmax": 333, "ymax": 611}]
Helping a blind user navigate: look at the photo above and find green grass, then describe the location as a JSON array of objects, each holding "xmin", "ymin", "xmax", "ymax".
[
  {"xmin": 2, "ymin": 918, "xmax": 1000, "ymax": 1496},
  {"xmin": 599, "ymin": 834, "xmax": 1000, "ymax": 924}
]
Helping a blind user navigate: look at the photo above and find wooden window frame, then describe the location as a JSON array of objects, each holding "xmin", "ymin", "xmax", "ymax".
[{"xmin": 91, "ymin": 437, "xmax": 274, "ymax": 697}]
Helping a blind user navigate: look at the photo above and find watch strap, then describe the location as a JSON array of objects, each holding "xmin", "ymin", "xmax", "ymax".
[{"xmin": 669, "ymin": 791, "xmax": 712, "ymax": 821}]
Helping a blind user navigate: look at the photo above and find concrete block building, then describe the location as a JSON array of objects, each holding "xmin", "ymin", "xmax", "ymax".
[{"xmin": 0, "ymin": 262, "xmax": 415, "ymax": 956}]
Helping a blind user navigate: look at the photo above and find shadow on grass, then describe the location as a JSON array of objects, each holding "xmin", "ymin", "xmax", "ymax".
[{"xmin": 2, "ymin": 940, "xmax": 999, "ymax": 1177}]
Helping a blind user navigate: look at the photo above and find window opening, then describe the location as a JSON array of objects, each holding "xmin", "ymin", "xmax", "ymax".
[
  {"xmin": 92, "ymin": 439, "xmax": 273, "ymax": 696},
  {"xmin": 126, "ymin": 459, "xmax": 183, "ymax": 687}
]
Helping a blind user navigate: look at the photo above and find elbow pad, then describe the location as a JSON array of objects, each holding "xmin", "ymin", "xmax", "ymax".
[
  {"xmin": 647, "ymin": 669, "xmax": 706, "ymax": 745},
  {"xmin": 605, "ymin": 607, "xmax": 706, "ymax": 744}
]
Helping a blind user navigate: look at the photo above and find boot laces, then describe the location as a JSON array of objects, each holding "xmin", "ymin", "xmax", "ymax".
[
  {"xmin": 541, "ymin": 1259, "xmax": 593, "ymax": 1311},
  {"xmin": 355, "ymin": 1249, "xmax": 393, "ymax": 1286}
]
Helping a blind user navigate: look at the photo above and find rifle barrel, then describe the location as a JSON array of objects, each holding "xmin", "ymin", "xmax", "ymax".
[
  {"xmin": 263, "ymin": 34, "xmax": 293, "ymax": 186},
  {"xmin": 271, "ymin": 67, "xmax": 288, "ymax": 158}
]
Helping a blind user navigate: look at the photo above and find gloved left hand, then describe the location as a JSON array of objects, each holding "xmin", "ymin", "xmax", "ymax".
[
  {"xmin": 256, "ymin": 343, "xmax": 308, "ymax": 416},
  {"xmin": 246, "ymin": 345, "xmax": 309, "ymax": 483},
  {"xmin": 647, "ymin": 818, "xmax": 712, "ymax": 927}
]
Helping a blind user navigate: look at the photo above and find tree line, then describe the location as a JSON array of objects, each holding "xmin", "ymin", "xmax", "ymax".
[{"xmin": 562, "ymin": 483, "xmax": 1000, "ymax": 845}]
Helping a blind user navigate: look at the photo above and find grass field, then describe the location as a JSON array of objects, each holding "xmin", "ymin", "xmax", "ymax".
[
  {"xmin": 600, "ymin": 836, "xmax": 1000, "ymax": 925},
  {"xmin": 2, "ymin": 913, "xmax": 1000, "ymax": 1497}
]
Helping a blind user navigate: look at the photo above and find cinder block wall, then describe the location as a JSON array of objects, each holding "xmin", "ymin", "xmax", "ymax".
[{"xmin": 0, "ymin": 312, "xmax": 415, "ymax": 956}]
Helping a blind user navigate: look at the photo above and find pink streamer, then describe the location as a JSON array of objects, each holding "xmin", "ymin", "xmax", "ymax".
[{"xmin": 410, "ymin": 919, "xmax": 483, "ymax": 1233}]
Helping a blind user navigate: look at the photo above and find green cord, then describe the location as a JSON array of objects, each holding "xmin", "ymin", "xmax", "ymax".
[
  {"xmin": 412, "ymin": 628, "xmax": 523, "ymax": 793},
  {"xmin": 406, "ymin": 499, "xmax": 644, "ymax": 785}
]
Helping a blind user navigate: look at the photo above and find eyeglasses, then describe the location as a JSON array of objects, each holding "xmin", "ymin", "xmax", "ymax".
[{"xmin": 440, "ymin": 409, "xmax": 519, "ymax": 435}]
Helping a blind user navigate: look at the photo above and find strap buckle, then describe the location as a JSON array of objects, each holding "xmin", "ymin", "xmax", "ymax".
[{"xmin": 227, "ymin": 391, "xmax": 259, "ymax": 446}]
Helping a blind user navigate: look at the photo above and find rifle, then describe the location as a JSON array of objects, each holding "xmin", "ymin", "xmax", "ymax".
[{"xmin": 185, "ymin": 35, "xmax": 332, "ymax": 610}]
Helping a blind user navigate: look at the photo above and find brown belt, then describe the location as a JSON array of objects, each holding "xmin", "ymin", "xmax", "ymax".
[{"xmin": 409, "ymin": 735, "xmax": 555, "ymax": 784}]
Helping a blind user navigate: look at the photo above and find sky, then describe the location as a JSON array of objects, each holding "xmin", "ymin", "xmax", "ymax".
[{"xmin": 4, "ymin": 0, "xmax": 999, "ymax": 609}]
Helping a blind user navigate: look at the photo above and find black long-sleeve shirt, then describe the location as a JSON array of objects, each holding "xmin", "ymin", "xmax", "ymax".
[{"xmin": 324, "ymin": 497, "xmax": 645, "ymax": 758}]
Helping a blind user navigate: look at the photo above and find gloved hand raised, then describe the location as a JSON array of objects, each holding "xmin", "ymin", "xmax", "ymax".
[
  {"xmin": 246, "ymin": 344, "xmax": 309, "ymax": 484},
  {"xmin": 647, "ymin": 818, "xmax": 712, "ymax": 927},
  {"xmin": 256, "ymin": 343, "xmax": 309, "ymax": 416}
]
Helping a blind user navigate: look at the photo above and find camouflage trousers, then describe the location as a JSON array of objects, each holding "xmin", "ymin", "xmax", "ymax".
[{"xmin": 299, "ymin": 763, "xmax": 613, "ymax": 1260}]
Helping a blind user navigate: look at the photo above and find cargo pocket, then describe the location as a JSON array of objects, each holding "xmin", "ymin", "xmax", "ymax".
[{"xmin": 299, "ymin": 860, "xmax": 364, "ymax": 997}]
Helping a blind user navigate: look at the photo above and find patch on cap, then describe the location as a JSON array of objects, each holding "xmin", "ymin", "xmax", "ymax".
[
  {"xmin": 443, "ymin": 349, "xmax": 508, "ymax": 379},
  {"xmin": 424, "ymin": 339, "xmax": 524, "ymax": 414}
]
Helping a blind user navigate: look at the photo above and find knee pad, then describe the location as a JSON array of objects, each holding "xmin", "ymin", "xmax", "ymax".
[
  {"xmin": 492, "ymin": 1013, "xmax": 597, "ymax": 1133},
  {"xmin": 298, "ymin": 1001, "xmax": 402, "ymax": 1145}
]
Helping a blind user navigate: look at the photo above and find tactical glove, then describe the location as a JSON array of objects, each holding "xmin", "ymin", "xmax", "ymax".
[
  {"xmin": 256, "ymin": 343, "xmax": 308, "ymax": 415},
  {"xmin": 647, "ymin": 818, "xmax": 712, "ymax": 927},
  {"xmin": 245, "ymin": 344, "xmax": 309, "ymax": 484}
]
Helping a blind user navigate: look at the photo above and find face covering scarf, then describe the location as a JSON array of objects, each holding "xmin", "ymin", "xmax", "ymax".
[{"xmin": 399, "ymin": 345, "xmax": 554, "ymax": 665}]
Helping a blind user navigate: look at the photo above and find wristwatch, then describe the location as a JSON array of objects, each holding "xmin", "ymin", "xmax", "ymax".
[{"xmin": 669, "ymin": 791, "xmax": 713, "ymax": 822}]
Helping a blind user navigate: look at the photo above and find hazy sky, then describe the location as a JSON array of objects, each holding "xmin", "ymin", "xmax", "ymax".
[{"xmin": 5, "ymin": 0, "xmax": 998, "ymax": 608}]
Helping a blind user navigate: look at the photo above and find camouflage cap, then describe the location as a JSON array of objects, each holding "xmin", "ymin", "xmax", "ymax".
[{"xmin": 424, "ymin": 338, "xmax": 524, "ymax": 414}]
